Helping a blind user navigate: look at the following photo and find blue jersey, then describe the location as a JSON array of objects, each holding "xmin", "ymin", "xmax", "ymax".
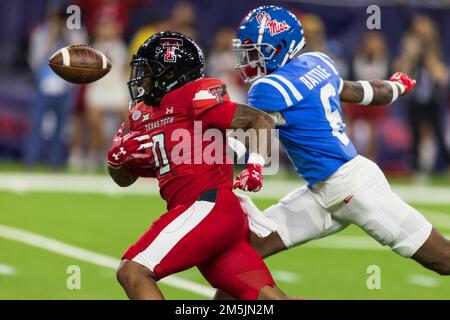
[{"xmin": 248, "ymin": 52, "xmax": 357, "ymax": 187}]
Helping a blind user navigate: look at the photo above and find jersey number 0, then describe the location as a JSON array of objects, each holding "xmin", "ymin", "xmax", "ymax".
[{"xmin": 152, "ymin": 133, "xmax": 171, "ymax": 175}]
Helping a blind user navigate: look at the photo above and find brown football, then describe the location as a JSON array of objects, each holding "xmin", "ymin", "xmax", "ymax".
[{"xmin": 48, "ymin": 44, "xmax": 111, "ymax": 84}]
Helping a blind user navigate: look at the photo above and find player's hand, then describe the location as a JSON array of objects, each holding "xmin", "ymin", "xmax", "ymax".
[
  {"xmin": 233, "ymin": 163, "xmax": 263, "ymax": 192},
  {"xmin": 107, "ymin": 124, "xmax": 153, "ymax": 168},
  {"xmin": 389, "ymin": 72, "xmax": 416, "ymax": 95}
]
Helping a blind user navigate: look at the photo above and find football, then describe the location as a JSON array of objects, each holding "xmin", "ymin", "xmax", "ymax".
[
  {"xmin": 125, "ymin": 158, "xmax": 158, "ymax": 178},
  {"xmin": 48, "ymin": 44, "xmax": 111, "ymax": 84}
]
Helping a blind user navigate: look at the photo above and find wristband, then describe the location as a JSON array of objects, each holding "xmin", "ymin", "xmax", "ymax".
[
  {"xmin": 357, "ymin": 80, "xmax": 374, "ymax": 105},
  {"xmin": 385, "ymin": 81, "xmax": 404, "ymax": 104},
  {"xmin": 247, "ymin": 152, "xmax": 265, "ymax": 167}
]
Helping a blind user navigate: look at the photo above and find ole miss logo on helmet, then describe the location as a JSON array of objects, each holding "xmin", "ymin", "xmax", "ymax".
[
  {"xmin": 161, "ymin": 38, "xmax": 183, "ymax": 62},
  {"xmin": 256, "ymin": 11, "xmax": 290, "ymax": 36}
]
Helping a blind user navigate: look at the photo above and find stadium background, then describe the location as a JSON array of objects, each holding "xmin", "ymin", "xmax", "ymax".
[{"xmin": 0, "ymin": 0, "xmax": 450, "ymax": 299}]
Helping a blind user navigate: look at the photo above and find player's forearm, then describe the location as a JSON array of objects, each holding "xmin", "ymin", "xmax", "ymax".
[
  {"xmin": 108, "ymin": 165, "xmax": 139, "ymax": 187},
  {"xmin": 230, "ymin": 103, "xmax": 275, "ymax": 161},
  {"xmin": 340, "ymin": 80, "xmax": 403, "ymax": 106},
  {"xmin": 248, "ymin": 111, "xmax": 274, "ymax": 159}
]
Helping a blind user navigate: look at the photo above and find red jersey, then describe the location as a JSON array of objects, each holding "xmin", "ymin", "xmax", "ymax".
[{"xmin": 127, "ymin": 78, "xmax": 237, "ymax": 209}]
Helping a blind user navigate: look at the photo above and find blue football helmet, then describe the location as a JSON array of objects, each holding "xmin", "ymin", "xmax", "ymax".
[{"xmin": 233, "ymin": 5, "xmax": 305, "ymax": 82}]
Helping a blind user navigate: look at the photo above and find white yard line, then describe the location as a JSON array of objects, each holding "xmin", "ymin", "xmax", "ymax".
[
  {"xmin": 2, "ymin": 172, "xmax": 449, "ymax": 229},
  {"xmin": 407, "ymin": 274, "xmax": 440, "ymax": 288},
  {"xmin": 1, "ymin": 173, "xmax": 450, "ymax": 204},
  {"xmin": 0, "ymin": 224, "xmax": 215, "ymax": 298},
  {"xmin": 271, "ymin": 270, "xmax": 300, "ymax": 283},
  {"xmin": 0, "ymin": 173, "xmax": 159, "ymax": 196},
  {"xmin": 0, "ymin": 263, "xmax": 16, "ymax": 276}
]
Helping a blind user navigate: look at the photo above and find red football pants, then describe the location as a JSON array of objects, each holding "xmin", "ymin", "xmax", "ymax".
[{"xmin": 122, "ymin": 188, "xmax": 275, "ymax": 299}]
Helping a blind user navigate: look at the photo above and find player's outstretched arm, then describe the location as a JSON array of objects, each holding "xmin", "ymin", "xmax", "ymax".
[
  {"xmin": 340, "ymin": 72, "xmax": 416, "ymax": 106},
  {"xmin": 230, "ymin": 104, "xmax": 275, "ymax": 192}
]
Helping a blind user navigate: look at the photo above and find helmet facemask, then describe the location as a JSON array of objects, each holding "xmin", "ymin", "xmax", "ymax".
[
  {"xmin": 128, "ymin": 56, "xmax": 167, "ymax": 106},
  {"xmin": 232, "ymin": 38, "xmax": 277, "ymax": 83}
]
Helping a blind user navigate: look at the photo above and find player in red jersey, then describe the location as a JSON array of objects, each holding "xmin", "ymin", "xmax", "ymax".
[{"xmin": 107, "ymin": 32, "xmax": 290, "ymax": 300}]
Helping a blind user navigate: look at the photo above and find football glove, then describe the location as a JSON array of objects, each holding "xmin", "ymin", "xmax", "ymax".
[
  {"xmin": 107, "ymin": 123, "xmax": 153, "ymax": 168},
  {"xmin": 233, "ymin": 163, "xmax": 263, "ymax": 192},
  {"xmin": 389, "ymin": 72, "xmax": 416, "ymax": 95}
]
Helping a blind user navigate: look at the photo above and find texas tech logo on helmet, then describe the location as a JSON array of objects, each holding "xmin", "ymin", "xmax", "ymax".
[{"xmin": 161, "ymin": 38, "xmax": 184, "ymax": 63}]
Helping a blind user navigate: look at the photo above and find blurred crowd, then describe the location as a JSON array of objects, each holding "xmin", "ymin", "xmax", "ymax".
[{"xmin": 5, "ymin": 0, "xmax": 450, "ymax": 180}]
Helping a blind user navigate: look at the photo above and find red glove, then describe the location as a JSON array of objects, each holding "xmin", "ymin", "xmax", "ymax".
[
  {"xmin": 389, "ymin": 72, "xmax": 416, "ymax": 95},
  {"xmin": 233, "ymin": 163, "xmax": 263, "ymax": 192},
  {"xmin": 107, "ymin": 123, "xmax": 153, "ymax": 168}
]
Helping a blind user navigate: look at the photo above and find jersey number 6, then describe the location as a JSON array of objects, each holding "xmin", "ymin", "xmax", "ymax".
[{"xmin": 320, "ymin": 83, "xmax": 350, "ymax": 146}]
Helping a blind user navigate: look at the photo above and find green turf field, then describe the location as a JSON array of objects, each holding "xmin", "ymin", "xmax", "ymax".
[{"xmin": 1, "ymin": 189, "xmax": 450, "ymax": 300}]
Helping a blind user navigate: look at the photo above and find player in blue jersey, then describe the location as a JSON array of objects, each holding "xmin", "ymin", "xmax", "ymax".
[{"xmin": 230, "ymin": 6, "xmax": 450, "ymax": 277}]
